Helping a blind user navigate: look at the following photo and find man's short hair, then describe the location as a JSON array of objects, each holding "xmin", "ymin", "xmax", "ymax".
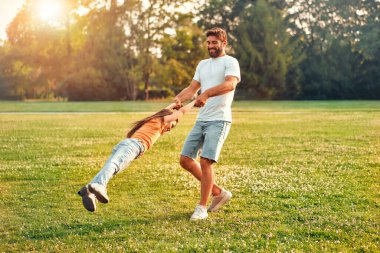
[{"xmin": 206, "ymin": 27, "xmax": 227, "ymax": 43}]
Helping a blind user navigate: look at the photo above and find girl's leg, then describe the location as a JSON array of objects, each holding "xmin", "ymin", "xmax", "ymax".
[
  {"xmin": 90, "ymin": 139, "xmax": 143, "ymax": 187},
  {"xmin": 79, "ymin": 139, "xmax": 143, "ymax": 211}
]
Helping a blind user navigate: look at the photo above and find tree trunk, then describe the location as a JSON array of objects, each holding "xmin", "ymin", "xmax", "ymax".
[{"xmin": 144, "ymin": 72, "xmax": 150, "ymax": 100}]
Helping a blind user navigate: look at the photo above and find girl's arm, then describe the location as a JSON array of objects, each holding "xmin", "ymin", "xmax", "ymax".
[
  {"xmin": 163, "ymin": 101, "xmax": 195, "ymax": 123},
  {"xmin": 165, "ymin": 103, "xmax": 178, "ymax": 110}
]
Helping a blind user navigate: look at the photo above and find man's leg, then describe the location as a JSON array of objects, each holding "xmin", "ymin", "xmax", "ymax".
[
  {"xmin": 199, "ymin": 121, "xmax": 232, "ymax": 212},
  {"xmin": 180, "ymin": 121, "xmax": 228, "ymax": 220},
  {"xmin": 199, "ymin": 157, "xmax": 215, "ymax": 206},
  {"xmin": 180, "ymin": 155, "xmax": 221, "ymax": 196}
]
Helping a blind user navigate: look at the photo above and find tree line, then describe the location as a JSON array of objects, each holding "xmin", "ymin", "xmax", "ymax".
[{"xmin": 0, "ymin": 0, "xmax": 379, "ymax": 100}]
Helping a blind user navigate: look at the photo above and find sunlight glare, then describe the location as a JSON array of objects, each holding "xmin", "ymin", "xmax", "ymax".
[
  {"xmin": 75, "ymin": 6, "xmax": 89, "ymax": 16},
  {"xmin": 36, "ymin": 0, "xmax": 62, "ymax": 23}
]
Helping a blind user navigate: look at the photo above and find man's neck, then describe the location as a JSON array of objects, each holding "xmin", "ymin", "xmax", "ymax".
[{"xmin": 212, "ymin": 52, "xmax": 226, "ymax": 59}]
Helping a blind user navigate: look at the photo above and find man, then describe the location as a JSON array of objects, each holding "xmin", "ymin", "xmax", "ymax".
[{"xmin": 174, "ymin": 27, "xmax": 241, "ymax": 221}]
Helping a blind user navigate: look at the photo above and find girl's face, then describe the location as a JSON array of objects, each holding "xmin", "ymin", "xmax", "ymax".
[{"xmin": 164, "ymin": 121, "xmax": 178, "ymax": 132}]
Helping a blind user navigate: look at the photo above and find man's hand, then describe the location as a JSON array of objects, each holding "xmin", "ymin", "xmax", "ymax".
[
  {"xmin": 193, "ymin": 76, "xmax": 238, "ymax": 107},
  {"xmin": 194, "ymin": 91, "xmax": 209, "ymax": 107}
]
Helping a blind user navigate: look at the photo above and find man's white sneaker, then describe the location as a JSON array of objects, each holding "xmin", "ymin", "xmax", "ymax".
[
  {"xmin": 78, "ymin": 186, "xmax": 96, "ymax": 212},
  {"xmin": 190, "ymin": 204, "xmax": 208, "ymax": 221},
  {"xmin": 208, "ymin": 189, "xmax": 232, "ymax": 212},
  {"xmin": 89, "ymin": 183, "xmax": 109, "ymax": 204}
]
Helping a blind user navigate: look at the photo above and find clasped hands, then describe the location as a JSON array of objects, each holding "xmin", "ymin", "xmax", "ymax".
[{"xmin": 173, "ymin": 92, "xmax": 209, "ymax": 109}]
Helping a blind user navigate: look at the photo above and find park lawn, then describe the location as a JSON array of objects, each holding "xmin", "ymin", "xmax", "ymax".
[
  {"xmin": 0, "ymin": 100, "xmax": 379, "ymax": 112},
  {"xmin": 0, "ymin": 101, "xmax": 379, "ymax": 252}
]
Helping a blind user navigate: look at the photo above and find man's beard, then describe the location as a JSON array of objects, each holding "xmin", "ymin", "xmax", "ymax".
[{"xmin": 208, "ymin": 47, "xmax": 222, "ymax": 58}]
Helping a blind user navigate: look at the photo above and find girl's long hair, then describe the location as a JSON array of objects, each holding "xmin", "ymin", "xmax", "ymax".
[{"xmin": 126, "ymin": 109, "xmax": 173, "ymax": 138}]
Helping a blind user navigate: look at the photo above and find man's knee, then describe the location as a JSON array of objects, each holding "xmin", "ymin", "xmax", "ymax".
[
  {"xmin": 200, "ymin": 157, "xmax": 214, "ymax": 170},
  {"xmin": 180, "ymin": 155, "xmax": 192, "ymax": 169}
]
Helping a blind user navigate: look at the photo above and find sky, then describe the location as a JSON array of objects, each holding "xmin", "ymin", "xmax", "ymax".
[{"xmin": 0, "ymin": 0, "xmax": 25, "ymax": 39}]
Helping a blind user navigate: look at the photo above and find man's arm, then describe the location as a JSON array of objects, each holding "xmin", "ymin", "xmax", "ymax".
[
  {"xmin": 194, "ymin": 75, "xmax": 239, "ymax": 107},
  {"xmin": 174, "ymin": 80, "xmax": 201, "ymax": 106},
  {"xmin": 163, "ymin": 101, "xmax": 195, "ymax": 123}
]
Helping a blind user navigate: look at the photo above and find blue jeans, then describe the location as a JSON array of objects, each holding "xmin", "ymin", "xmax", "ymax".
[
  {"xmin": 181, "ymin": 121, "xmax": 231, "ymax": 162},
  {"xmin": 90, "ymin": 138, "xmax": 145, "ymax": 186}
]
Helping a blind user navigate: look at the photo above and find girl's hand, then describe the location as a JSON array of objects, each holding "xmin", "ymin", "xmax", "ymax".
[
  {"xmin": 173, "ymin": 97, "xmax": 182, "ymax": 110},
  {"xmin": 165, "ymin": 103, "xmax": 180, "ymax": 110},
  {"xmin": 163, "ymin": 101, "xmax": 195, "ymax": 123}
]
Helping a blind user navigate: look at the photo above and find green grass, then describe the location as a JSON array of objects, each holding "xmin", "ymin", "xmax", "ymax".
[
  {"xmin": 0, "ymin": 100, "xmax": 172, "ymax": 112},
  {"xmin": 0, "ymin": 101, "xmax": 379, "ymax": 252},
  {"xmin": 1, "ymin": 100, "xmax": 379, "ymax": 112}
]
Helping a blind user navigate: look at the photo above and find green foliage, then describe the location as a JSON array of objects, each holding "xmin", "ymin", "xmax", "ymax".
[
  {"xmin": 355, "ymin": 16, "xmax": 380, "ymax": 98},
  {"xmin": 58, "ymin": 2, "xmax": 139, "ymax": 100},
  {"xmin": 134, "ymin": 0, "xmax": 195, "ymax": 100},
  {"xmin": 156, "ymin": 21, "xmax": 207, "ymax": 91},
  {"xmin": 0, "ymin": 46, "xmax": 27, "ymax": 99},
  {"xmin": 1, "ymin": 1, "xmax": 67, "ymax": 100},
  {"xmin": 0, "ymin": 101, "xmax": 379, "ymax": 251},
  {"xmin": 286, "ymin": 0, "xmax": 380, "ymax": 99},
  {"xmin": 199, "ymin": 0, "xmax": 380, "ymax": 99},
  {"xmin": 0, "ymin": 0, "xmax": 380, "ymax": 100},
  {"xmin": 300, "ymin": 40, "xmax": 364, "ymax": 99},
  {"xmin": 234, "ymin": 0, "xmax": 301, "ymax": 99}
]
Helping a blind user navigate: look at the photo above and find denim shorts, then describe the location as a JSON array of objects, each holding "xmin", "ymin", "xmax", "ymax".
[{"xmin": 181, "ymin": 121, "xmax": 231, "ymax": 162}]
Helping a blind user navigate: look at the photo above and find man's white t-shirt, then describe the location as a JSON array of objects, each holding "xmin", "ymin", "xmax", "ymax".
[{"xmin": 193, "ymin": 55, "xmax": 241, "ymax": 122}]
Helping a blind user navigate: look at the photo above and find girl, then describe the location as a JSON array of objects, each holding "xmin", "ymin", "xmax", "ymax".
[{"xmin": 78, "ymin": 101, "xmax": 195, "ymax": 212}]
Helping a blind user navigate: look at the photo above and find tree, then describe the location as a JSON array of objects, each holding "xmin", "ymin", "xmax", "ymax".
[
  {"xmin": 3, "ymin": 0, "xmax": 68, "ymax": 99},
  {"xmin": 155, "ymin": 18, "xmax": 207, "ymax": 93},
  {"xmin": 286, "ymin": 0, "xmax": 380, "ymax": 99},
  {"xmin": 134, "ymin": 0, "xmax": 193, "ymax": 100},
  {"xmin": 59, "ymin": 0, "xmax": 139, "ymax": 100},
  {"xmin": 355, "ymin": 8, "xmax": 380, "ymax": 99},
  {"xmin": 198, "ymin": 0, "xmax": 287, "ymax": 46},
  {"xmin": 0, "ymin": 0, "xmax": 85, "ymax": 100},
  {"xmin": 234, "ymin": 0, "xmax": 301, "ymax": 99}
]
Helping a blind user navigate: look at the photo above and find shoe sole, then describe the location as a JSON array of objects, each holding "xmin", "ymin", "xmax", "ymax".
[
  {"xmin": 190, "ymin": 214, "xmax": 208, "ymax": 221},
  {"xmin": 208, "ymin": 192, "xmax": 232, "ymax": 212},
  {"xmin": 88, "ymin": 184, "xmax": 109, "ymax": 204},
  {"xmin": 78, "ymin": 187, "xmax": 96, "ymax": 212}
]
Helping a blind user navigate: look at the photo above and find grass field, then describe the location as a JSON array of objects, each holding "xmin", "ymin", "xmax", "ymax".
[{"xmin": 0, "ymin": 101, "xmax": 379, "ymax": 252}]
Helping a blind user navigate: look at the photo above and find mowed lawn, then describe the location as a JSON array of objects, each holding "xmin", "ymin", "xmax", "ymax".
[{"xmin": 0, "ymin": 101, "xmax": 379, "ymax": 252}]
